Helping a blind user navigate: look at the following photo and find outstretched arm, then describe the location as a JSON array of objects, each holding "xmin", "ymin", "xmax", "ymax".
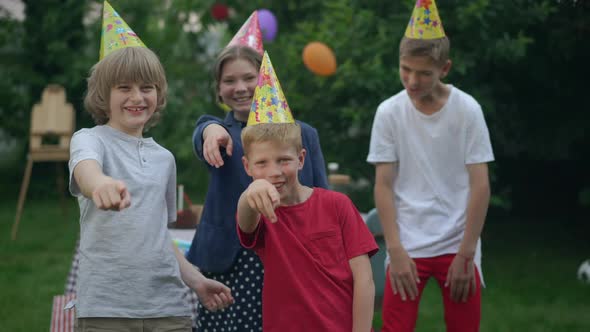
[
  {"xmin": 172, "ymin": 243, "xmax": 234, "ymax": 311},
  {"xmin": 374, "ymin": 162, "xmax": 419, "ymax": 301},
  {"xmin": 73, "ymin": 159, "xmax": 130, "ymax": 211},
  {"xmin": 446, "ymin": 162, "xmax": 490, "ymax": 302},
  {"xmin": 350, "ymin": 254, "xmax": 374, "ymax": 332}
]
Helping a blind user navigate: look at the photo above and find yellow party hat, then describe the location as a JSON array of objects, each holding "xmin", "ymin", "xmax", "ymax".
[
  {"xmin": 227, "ymin": 11, "xmax": 264, "ymax": 55},
  {"xmin": 99, "ymin": 1, "xmax": 146, "ymax": 60},
  {"xmin": 247, "ymin": 52, "xmax": 294, "ymax": 126},
  {"xmin": 405, "ymin": 0, "xmax": 445, "ymax": 39}
]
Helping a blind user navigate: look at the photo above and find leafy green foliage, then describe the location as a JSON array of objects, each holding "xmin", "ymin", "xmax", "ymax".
[{"xmin": 0, "ymin": 0, "xmax": 588, "ymax": 213}]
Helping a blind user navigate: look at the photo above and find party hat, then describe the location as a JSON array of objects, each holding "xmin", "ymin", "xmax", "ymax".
[
  {"xmin": 227, "ymin": 11, "xmax": 264, "ymax": 55},
  {"xmin": 99, "ymin": 1, "xmax": 146, "ymax": 60},
  {"xmin": 247, "ymin": 52, "xmax": 294, "ymax": 126},
  {"xmin": 405, "ymin": 0, "xmax": 445, "ymax": 39}
]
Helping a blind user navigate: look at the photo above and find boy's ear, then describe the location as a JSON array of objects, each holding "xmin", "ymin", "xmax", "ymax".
[
  {"xmin": 242, "ymin": 156, "xmax": 253, "ymax": 176},
  {"xmin": 440, "ymin": 59, "xmax": 452, "ymax": 79},
  {"xmin": 298, "ymin": 149, "xmax": 306, "ymax": 170}
]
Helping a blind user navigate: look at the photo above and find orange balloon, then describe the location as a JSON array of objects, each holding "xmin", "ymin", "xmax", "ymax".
[{"xmin": 302, "ymin": 42, "xmax": 337, "ymax": 76}]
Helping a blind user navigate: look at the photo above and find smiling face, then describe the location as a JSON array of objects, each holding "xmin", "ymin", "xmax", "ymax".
[
  {"xmin": 107, "ymin": 82, "xmax": 157, "ymax": 137},
  {"xmin": 242, "ymin": 140, "xmax": 306, "ymax": 205},
  {"xmin": 84, "ymin": 47, "xmax": 167, "ymax": 130},
  {"xmin": 218, "ymin": 58, "xmax": 259, "ymax": 121}
]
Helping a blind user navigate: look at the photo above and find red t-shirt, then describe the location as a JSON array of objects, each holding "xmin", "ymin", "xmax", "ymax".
[{"xmin": 237, "ymin": 188, "xmax": 379, "ymax": 331}]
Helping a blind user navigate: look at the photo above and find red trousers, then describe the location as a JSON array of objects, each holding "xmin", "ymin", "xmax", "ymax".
[{"xmin": 381, "ymin": 254, "xmax": 481, "ymax": 332}]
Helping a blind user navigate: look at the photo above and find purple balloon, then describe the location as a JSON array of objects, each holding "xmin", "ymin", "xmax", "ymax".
[{"xmin": 257, "ymin": 9, "xmax": 278, "ymax": 42}]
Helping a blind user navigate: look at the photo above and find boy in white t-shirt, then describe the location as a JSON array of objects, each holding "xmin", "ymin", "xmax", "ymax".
[{"xmin": 366, "ymin": 1, "xmax": 494, "ymax": 331}]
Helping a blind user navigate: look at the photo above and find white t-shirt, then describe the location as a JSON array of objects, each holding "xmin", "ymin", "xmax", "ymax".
[{"xmin": 367, "ymin": 86, "xmax": 494, "ymax": 277}]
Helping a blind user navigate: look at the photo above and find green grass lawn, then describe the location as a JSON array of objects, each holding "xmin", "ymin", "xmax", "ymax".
[
  {"xmin": 0, "ymin": 197, "xmax": 79, "ymax": 331},
  {"xmin": 1, "ymin": 197, "xmax": 589, "ymax": 331}
]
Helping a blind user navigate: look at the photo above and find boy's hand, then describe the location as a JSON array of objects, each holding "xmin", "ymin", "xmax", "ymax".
[
  {"xmin": 91, "ymin": 178, "xmax": 131, "ymax": 211},
  {"xmin": 203, "ymin": 124, "xmax": 233, "ymax": 168},
  {"xmin": 192, "ymin": 276, "xmax": 234, "ymax": 312},
  {"xmin": 388, "ymin": 247, "xmax": 420, "ymax": 301},
  {"xmin": 172, "ymin": 244, "xmax": 234, "ymax": 312},
  {"xmin": 245, "ymin": 179, "xmax": 280, "ymax": 222},
  {"xmin": 445, "ymin": 253, "xmax": 477, "ymax": 302}
]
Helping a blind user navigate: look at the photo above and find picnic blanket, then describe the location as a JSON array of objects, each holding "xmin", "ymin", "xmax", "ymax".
[{"xmin": 50, "ymin": 293, "xmax": 76, "ymax": 332}]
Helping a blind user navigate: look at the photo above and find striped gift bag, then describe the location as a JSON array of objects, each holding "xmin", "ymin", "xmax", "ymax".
[{"xmin": 50, "ymin": 293, "xmax": 76, "ymax": 332}]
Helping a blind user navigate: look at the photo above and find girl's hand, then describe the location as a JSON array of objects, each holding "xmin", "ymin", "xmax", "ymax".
[{"xmin": 203, "ymin": 124, "xmax": 233, "ymax": 168}]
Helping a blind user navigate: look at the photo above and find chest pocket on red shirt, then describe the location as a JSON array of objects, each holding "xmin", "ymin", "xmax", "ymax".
[{"xmin": 307, "ymin": 230, "xmax": 346, "ymax": 268}]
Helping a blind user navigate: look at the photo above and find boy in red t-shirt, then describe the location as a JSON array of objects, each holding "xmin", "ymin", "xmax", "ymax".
[{"xmin": 236, "ymin": 52, "xmax": 378, "ymax": 331}]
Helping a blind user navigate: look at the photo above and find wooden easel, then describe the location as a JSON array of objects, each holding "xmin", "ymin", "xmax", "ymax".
[{"xmin": 11, "ymin": 84, "xmax": 75, "ymax": 240}]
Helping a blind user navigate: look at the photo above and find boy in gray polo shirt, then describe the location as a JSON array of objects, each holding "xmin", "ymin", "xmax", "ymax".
[{"xmin": 69, "ymin": 45, "xmax": 233, "ymax": 331}]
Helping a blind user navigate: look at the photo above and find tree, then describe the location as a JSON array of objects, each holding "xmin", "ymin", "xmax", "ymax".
[{"xmin": 1, "ymin": 0, "xmax": 587, "ymax": 215}]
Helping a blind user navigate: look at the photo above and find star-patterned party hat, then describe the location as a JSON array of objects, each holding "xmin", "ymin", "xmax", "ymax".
[
  {"xmin": 99, "ymin": 0, "xmax": 146, "ymax": 60},
  {"xmin": 247, "ymin": 51, "xmax": 294, "ymax": 126},
  {"xmin": 227, "ymin": 11, "xmax": 264, "ymax": 55},
  {"xmin": 405, "ymin": 0, "xmax": 445, "ymax": 40}
]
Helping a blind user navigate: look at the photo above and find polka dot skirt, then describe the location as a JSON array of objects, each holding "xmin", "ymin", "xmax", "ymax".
[{"xmin": 196, "ymin": 250, "xmax": 263, "ymax": 332}]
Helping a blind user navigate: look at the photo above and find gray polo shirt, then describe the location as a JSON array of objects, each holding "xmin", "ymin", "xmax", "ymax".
[{"xmin": 69, "ymin": 125, "xmax": 190, "ymax": 318}]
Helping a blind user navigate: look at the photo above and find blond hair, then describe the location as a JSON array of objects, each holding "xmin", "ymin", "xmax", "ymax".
[
  {"xmin": 241, "ymin": 123, "xmax": 302, "ymax": 156},
  {"xmin": 399, "ymin": 36, "xmax": 450, "ymax": 66},
  {"xmin": 84, "ymin": 47, "xmax": 168, "ymax": 129},
  {"xmin": 213, "ymin": 45, "xmax": 262, "ymax": 103}
]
